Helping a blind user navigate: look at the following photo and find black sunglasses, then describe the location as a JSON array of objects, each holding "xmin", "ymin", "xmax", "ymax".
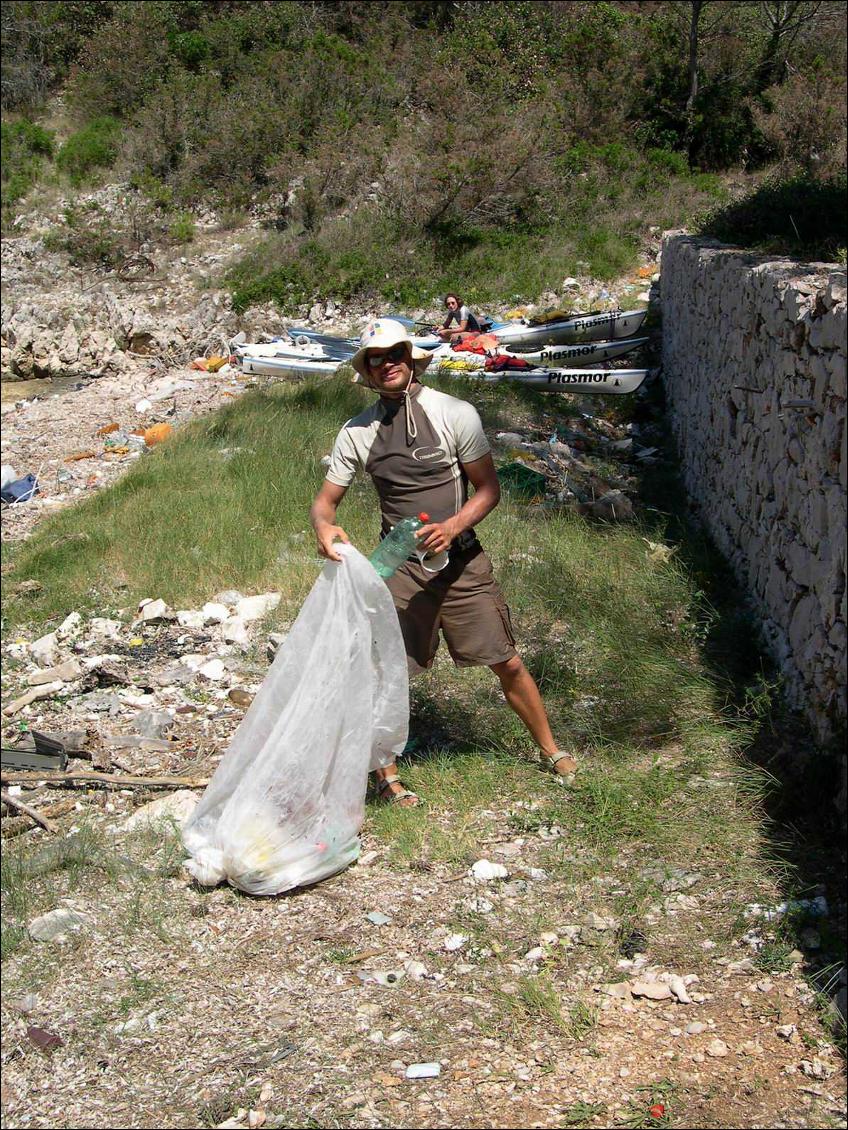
[{"xmin": 366, "ymin": 344, "xmax": 409, "ymax": 369}]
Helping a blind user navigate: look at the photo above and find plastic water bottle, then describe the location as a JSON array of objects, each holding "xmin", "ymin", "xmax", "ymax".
[{"xmin": 369, "ymin": 512, "xmax": 429, "ymax": 578}]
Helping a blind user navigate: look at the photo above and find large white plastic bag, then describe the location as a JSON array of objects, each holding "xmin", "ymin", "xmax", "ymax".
[{"xmin": 182, "ymin": 544, "xmax": 408, "ymax": 895}]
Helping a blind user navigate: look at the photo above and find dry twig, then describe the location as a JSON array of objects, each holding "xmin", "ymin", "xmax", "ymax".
[
  {"xmin": 1, "ymin": 790, "xmax": 59, "ymax": 833},
  {"xmin": 1, "ymin": 770, "xmax": 209, "ymax": 789}
]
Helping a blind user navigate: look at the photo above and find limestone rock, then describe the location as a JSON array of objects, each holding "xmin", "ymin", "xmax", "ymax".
[{"xmin": 122, "ymin": 790, "xmax": 199, "ymax": 832}]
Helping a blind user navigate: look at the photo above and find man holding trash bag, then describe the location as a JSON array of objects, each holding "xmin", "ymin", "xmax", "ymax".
[{"xmin": 310, "ymin": 319, "xmax": 578, "ymax": 806}]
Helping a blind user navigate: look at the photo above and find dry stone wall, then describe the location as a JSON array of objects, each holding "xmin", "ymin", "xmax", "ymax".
[{"xmin": 660, "ymin": 234, "xmax": 846, "ymax": 748}]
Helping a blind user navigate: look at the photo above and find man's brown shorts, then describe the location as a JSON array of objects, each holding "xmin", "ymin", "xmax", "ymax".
[{"xmin": 386, "ymin": 545, "xmax": 518, "ymax": 674}]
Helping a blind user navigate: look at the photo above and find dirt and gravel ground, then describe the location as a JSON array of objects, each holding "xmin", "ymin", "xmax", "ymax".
[{"xmin": 2, "ymin": 222, "xmax": 845, "ymax": 1130}]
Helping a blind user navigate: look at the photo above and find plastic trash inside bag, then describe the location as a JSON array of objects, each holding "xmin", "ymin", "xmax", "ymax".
[{"xmin": 182, "ymin": 544, "xmax": 408, "ymax": 895}]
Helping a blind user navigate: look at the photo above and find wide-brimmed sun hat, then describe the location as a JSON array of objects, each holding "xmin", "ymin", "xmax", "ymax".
[{"xmin": 350, "ymin": 319, "xmax": 432, "ymax": 383}]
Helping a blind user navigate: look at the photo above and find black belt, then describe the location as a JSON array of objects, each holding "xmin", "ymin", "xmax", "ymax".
[{"xmin": 452, "ymin": 529, "xmax": 480, "ymax": 552}]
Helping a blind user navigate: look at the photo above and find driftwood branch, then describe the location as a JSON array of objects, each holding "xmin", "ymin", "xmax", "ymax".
[
  {"xmin": 1, "ymin": 790, "xmax": 59, "ymax": 833},
  {"xmin": 1, "ymin": 771, "xmax": 210, "ymax": 789}
]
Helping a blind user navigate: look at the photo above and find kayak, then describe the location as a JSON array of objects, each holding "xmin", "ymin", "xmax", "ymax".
[
  {"xmin": 239, "ymin": 352, "xmax": 345, "ymax": 378},
  {"xmin": 387, "ymin": 308, "xmax": 649, "ymax": 351},
  {"xmin": 436, "ymin": 336, "xmax": 648, "ymax": 369},
  {"xmin": 451, "ymin": 367, "xmax": 649, "ymax": 395},
  {"xmin": 286, "ymin": 325, "xmax": 441, "ymax": 351},
  {"xmin": 232, "ymin": 336, "xmax": 355, "ymax": 361},
  {"xmin": 489, "ymin": 308, "xmax": 648, "ymax": 351},
  {"xmin": 235, "ymin": 333, "xmax": 647, "ymax": 375},
  {"xmin": 237, "ymin": 347, "xmax": 648, "ymax": 394}
]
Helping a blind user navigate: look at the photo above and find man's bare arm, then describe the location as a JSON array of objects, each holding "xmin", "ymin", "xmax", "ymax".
[
  {"xmin": 416, "ymin": 453, "xmax": 500, "ymax": 555},
  {"xmin": 310, "ymin": 480, "xmax": 350, "ymax": 561}
]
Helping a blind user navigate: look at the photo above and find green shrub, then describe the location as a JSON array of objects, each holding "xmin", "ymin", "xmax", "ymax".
[
  {"xmin": 128, "ymin": 171, "xmax": 175, "ymax": 211},
  {"xmin": 647, "ymin": 147, "xmax": 689, "ymax": 175},
  {"xmin": 698, "ymin": 173, "xmax": 848, "ymax": 261},
  {"xmin": 168, "ymin": 29, "xmax": 210, "ymax": 69},
  {"xmin": 2, "ymin": 119, "xmax": 54, "ymax": 156},
  {"xmin": 43, "ymin": 203, "xmax": 125, "ymax": 268},
  {"xmin": 0, "ymin": 119, "xmax": 55, "ymax": 222},
  {"xmin": 68, "ymin": 3, "xmax": 172, "ymax": 117},
  {"xmin": 56, "ymin": 115, "xmax": 121, "ymax": 186},
  {"xmin": 169, "ymin": 212, "xmax": 195, "ymax": 243}
]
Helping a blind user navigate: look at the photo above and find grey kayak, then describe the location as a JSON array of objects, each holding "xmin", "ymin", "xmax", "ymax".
[
  {"xmin": 491, "ymin": 308, "xmax": 648, "ymax": 351},
  {"xmin": 388, "ymin": 310, "xmax": 650, "ymax": 348}
]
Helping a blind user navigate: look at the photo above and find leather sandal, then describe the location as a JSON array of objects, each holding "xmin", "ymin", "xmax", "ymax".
[
  {"xmin": 540, "ymin": 752, "xmax": 578, "ymax": 786},
  {"xmin": 376, "ymin": 773, "xmax": 419, "ymax": 807}
]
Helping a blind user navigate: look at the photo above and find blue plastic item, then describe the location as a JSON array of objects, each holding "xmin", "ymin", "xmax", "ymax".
[{"xmin": 1, "ymin": 474, "xmax": 39, "ymax": 504}]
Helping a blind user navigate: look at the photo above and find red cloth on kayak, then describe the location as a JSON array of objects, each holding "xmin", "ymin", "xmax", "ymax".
[
  {"xmin": 484, "ymin": 354, "xmax": 537, "ymax": 372},
  {"xmin": 452, "ymin": 332, "xmax": 500, "ymax": 354}
]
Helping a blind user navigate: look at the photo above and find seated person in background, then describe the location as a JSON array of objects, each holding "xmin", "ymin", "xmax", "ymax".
[{"xmin": 434, "ymin": 293, "xmax": 483, "ymax": 341}]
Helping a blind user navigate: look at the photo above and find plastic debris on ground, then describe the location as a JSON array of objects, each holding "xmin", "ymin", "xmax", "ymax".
[
  {"xmin": 142, "ymin": 423, "xmax": 173, "ymax": 446},
  {"xmin": 1, "ymin": 473, "xmax": 39, "ymax": 504},
  {"xmin": 496, "ymin": 462, "xmax": 547, "ymax": 499},
  {"xmin": 182, "ymin": 544, "xmax": 409, "ymax": 895}
]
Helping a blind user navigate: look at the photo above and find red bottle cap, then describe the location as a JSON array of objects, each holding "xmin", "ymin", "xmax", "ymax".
[{"xmin": 418, "ymin": 512, "xmax": 430, "ymax": 522}]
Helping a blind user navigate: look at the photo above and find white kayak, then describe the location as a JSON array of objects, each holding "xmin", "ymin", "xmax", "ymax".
[
  {"xmin": 237, "ymin": 347, "xmax": 647, "ymax": 394},
  {"xmin": 451, "ymin": 367, "xmax": 649, "ymax": 395},
  {"xmin": 239, "ymin": 352, "xmax": 346, "ymax": 378},
  {"xmin": 431, "ymin": 335, "xmax": 648, "ymax": 370},
  {"xmin": 236, "ymin": 334, "xmax": 646, "ymax": 377}
]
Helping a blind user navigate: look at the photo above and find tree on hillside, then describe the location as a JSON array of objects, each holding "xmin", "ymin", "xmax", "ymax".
[
  {"xmin": 754, "ymin": 0, "xmax": 825, "ymax": 90},
  {"xmin": 668, "ymin": 0, "xmax": 742, "ymax": 160},
  {"xmin": 1, "ymin": 0, "xmax": 113, "ymax": 110},
  {"xmin": 1, "ymin": 2, "xmax": 51, "ymax": 110}
]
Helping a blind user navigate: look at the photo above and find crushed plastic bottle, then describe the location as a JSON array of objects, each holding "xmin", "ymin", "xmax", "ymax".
[{"xmin": 369, "ymin": 512, "xmax": 429, "ymax": 578}]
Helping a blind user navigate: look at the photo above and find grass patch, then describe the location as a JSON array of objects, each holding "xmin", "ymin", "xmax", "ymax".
[
  {"xmin": 4, "ymin": 378, "xmax": 371, "ymax": 625},
  {"xmin": 366, "ymin": 749, "xmax": 529, "ymax": 865},
  {"xmin": 616, "ymin": 1079, "xmax": 679, "ymax": 1127},
  {"xmin": 0, "ymin": 818, "xmax": 196, "ymax": 1002},
  {"xmin": 498, "ymin": 974, "xmax": 598, "ymax": 1040},
  {"xmin": 5, "ymin": 372, "xmax": 776, "ymax": 897},
  {"xmin": 561, "ymin": 1101, "xmax": 609, "ymax": 1128}
]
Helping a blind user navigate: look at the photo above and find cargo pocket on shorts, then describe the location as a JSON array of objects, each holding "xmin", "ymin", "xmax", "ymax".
[{"xmin": 493, "ymin": 592, "xmax": 517, "ymax": 650}]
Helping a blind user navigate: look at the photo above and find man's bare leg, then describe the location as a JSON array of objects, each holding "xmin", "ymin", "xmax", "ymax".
[{"xmin": 490, "ymin": 655, "xmax": 577, "ymax": 776}]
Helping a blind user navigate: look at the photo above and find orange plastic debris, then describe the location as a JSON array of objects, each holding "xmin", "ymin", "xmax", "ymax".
[
  {"xmin": 205, "ymin": 355, "xmax": 228, "ymax": 372},
  {"xmin": 64, "ymin": 450, "xmax": 96, "ymax": 462},
  {"xmin": 189, "ymin": 357, "xmax": 210, "ymax": 371},
  {"xmin": 637, "ymin": 266, "xmax": 654, "ymax": 278},
  {"xmin": 97, "ymin": 422, "xmax": 120, "ymax": 436},
  {"xmin": 143, "ymin": 422, "xmax": 173, "ymax": 446}
]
